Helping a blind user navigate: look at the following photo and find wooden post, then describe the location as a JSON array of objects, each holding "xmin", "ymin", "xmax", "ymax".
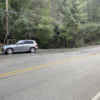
[{"xmin": 6, "ymin": 0, "xmax": 9, "ymax": 35}]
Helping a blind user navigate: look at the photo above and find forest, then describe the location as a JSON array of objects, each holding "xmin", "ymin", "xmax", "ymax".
[{"xmin": 0, "ymin": 0, "xmax": 100, "ymax": 48}]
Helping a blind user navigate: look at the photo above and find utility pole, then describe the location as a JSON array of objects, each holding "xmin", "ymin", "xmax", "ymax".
[{"xmin": 6, "ymin": 0, "xmax": 9, "ymax": 35}]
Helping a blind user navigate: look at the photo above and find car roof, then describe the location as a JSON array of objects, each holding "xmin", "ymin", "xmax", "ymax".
[{"xmin": 20, "ymin": 40, "xmax": 35, "ymax": 41}]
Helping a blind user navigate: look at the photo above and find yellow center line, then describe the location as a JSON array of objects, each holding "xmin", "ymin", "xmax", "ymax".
[{"xmin": 0, "ymin": 52, "xmax": 100, "ymax": 78}]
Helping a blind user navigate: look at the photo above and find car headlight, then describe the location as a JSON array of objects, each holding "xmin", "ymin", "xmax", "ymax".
[{"xmin": 2, "ymin": 46, "xmax": 6, "ymax": 49}]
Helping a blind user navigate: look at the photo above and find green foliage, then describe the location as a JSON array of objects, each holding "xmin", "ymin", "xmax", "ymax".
[
  {"xmin": 13, "ymin": 15, "xmax": 33, "ymax": 33},
  {"xmin": 36, "ymin": 16, "xmax": 54, "ymax": 46},
  {"xmin": 85, "ymin": 23, "xmax": 100, "ymax": 40},
  {"xmin": 60, "ymin": 0, "xmax": 87, "ymax": 47},
  {"xmin": 0, "ymin": 0, "xmax": 100, "ymax": 48},
  {"xmin": 88, "ymin": 0, "xmax": 100, "ymax": 23},
  {"xmin": 9, "ymin": 0, "xmax": 33, "ymax": 12}
]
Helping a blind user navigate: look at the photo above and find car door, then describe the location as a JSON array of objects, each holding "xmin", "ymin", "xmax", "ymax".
[
  {"xmin": 23, "ymin": 41, "xmax": 33, "ymax": 51},
  {"xmin": 14, "ymin": 41, "xmax": 25, "ymax": 52}
]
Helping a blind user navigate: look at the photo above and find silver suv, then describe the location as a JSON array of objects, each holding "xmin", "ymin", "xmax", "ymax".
[{"xmin": 1, "ymin": 40, "xmax": 38, "ymax": 54}]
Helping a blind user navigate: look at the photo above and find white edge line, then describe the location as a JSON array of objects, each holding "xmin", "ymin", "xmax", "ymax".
[{"xmin": 92, "ymin": 92, "xmax": 100, "ymax": 100}]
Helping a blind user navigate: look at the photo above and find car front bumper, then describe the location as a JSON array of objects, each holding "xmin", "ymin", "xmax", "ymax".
[{"xmin": 1, "ymin": 47, "xmax": 6, "ymax": 53}]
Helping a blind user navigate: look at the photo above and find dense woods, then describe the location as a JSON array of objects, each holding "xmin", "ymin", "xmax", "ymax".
[{"xmin": 0, "ymin": 0, "xmax": 100, "ymax": 48}]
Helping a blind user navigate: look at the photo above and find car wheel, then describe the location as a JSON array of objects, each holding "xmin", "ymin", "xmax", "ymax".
[
  {"xmin": 30, "ymin": 48, "xmax": 36, "ymax": 53},
  {"xmin": 7, "ymin": 48, "xmax": 13, "ymax": 54}
]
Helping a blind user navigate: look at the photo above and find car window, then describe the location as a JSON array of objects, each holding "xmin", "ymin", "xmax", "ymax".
[
  {"xmin": 24, "ymin": 41, "xmax": 34, "ymax": 44},
  {"xmin": 17, "ymin": 41, "xmax": 24, "ymax": 44}
]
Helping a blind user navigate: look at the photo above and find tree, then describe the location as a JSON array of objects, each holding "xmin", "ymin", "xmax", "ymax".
[
  {"xmin": 84, "ymin": 0, "xmax": 100, "ymax": 43},
  {"xmin": 0, "ymin": 0, "xmax": 100, "ymax": 48},
  {"xmin": 60, "ymin": 0, "xmax": 87, "ymax": 47},
  {"xmin": 36, "ymin": 16, "xmax": 54, "ymax": 48}
]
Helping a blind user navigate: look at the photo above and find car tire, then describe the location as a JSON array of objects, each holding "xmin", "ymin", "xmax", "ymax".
[
  {"xmin": 30, "ymin": 48, "xmax": 36, "ymax": 53},
  {"xmin": 7, "ymin": 48, "xmax": 13, "ymax": 54}
]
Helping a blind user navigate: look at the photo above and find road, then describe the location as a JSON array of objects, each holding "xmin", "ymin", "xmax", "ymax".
[{"xmin": 0, "ymin": 45, "xmax": 100, "ymax": 100}]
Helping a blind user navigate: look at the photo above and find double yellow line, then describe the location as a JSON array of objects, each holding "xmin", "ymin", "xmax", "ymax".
[{"xmin": 0, "ymin": 53, "xmax": 100, "ymax": 78}]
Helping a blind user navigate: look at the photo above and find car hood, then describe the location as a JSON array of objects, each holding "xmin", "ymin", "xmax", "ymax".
[{"xmin": 3, "ymin": 44, "xmax": 16, "ymax": 48}]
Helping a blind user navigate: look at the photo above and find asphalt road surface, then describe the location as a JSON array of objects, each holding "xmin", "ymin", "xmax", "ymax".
[{"xmin": 0, "ymin": 45, "xmax": 100, "ymax": 100}]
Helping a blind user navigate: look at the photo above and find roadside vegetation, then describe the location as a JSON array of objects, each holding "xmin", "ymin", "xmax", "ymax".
[{"xmin": 0, "ymin": 0, "xmax": 100, "ymax": 48}]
